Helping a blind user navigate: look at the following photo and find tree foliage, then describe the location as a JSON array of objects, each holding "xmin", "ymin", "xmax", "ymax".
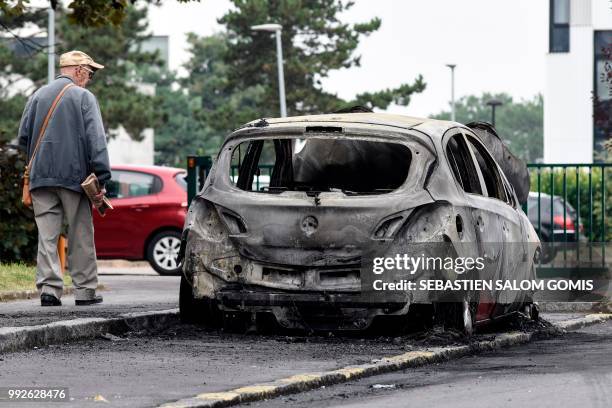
[
  {"xmin": 0, "ymin": 1, "xmax": 198, "ymax": 27},
  {"xmin": 433, "ymin": 93, "xmax": 543, "ymax": 163},
  {"xmin": 155, "ymin": 0, "xmax": 427, "ymax": 164},
  {"xmin": 217, "ymin": 0, "xmax": 425, "ymax": 116},
  {"xmin": 0, "ymin": 141, "xmax": 37, "ymax": 262},
  {"xmin": 0, "ymin": 5, "xmax": 164, "ymax": 261},
  {"xmin": 0, "ymin": 5, "xmax": 160, "ymax": 143}
]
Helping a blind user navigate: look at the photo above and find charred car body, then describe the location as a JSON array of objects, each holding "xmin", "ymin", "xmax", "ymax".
[{"xmin": 179, "ymin": 113, "xmax": 540, "ymax": 334}]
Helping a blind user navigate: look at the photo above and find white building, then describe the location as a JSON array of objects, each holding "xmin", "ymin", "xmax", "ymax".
[
  {"xmin": 106, "ymin": 36, "xmax": 169, "ymax": 166},
  {"xmin": 544, "ymin": 0, "xmax": 612, "ymax": 163}
]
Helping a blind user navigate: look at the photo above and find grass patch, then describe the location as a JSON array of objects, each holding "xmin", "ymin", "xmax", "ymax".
[{"xmin": 0, "ymin": 263, "xmax": 71, "ymax": 292}]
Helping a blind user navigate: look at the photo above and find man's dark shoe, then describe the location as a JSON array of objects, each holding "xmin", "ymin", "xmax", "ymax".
[
  {"xmin": 75, "ymin": 295, "xmax": 103, "ymax": 306},
  {"xmin": 41, "ymin": 293, "xmax": 62, "ymax": 306}
]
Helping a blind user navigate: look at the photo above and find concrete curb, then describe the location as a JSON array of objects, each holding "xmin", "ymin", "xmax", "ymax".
[
  {"xmin": 0, "ymin": 284, "xmax": 107, "ymax": 303},
  {"xmin": 158, "ymin": 313, "xmax": 612, "ymax": 408},
  {"xmin": 0, "ymin": 308, "xmax": 178, "ymax": 354}
]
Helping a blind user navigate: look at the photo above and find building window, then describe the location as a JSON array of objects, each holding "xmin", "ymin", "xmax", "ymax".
[{"xmin": 550, "ymin": 0, "xmax": 570, "ymax": 53}]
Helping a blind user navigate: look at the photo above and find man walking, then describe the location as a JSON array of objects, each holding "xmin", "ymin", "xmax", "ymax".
[{"xmin": 18, "ymin": 50, "xmax": 110, "ymax": 306}]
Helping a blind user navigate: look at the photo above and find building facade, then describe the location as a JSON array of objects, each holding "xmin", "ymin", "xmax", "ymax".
[
  {"xmin": 544, "ymin": 0, "xmax": 611, "ymax": 163},
  {"xmin": 106, "ymin": 36, "xmax": 169, "ymax": 166}
]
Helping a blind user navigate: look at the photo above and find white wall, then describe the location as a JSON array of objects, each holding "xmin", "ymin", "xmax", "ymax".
[
  {"xmin": 106, "ymin": 82, "xmax": 156, "ymax": 166},
  {"xmin": 544, "ymin": 26, "xmax": 593, "ymax": 163},
  {"xmin": 592, "ymin": 0, "xmax": 611, "ymax": 29},
  {"xmin": 543, "ymin": 0, "xmax": 612, "ymax": 163},
  {"xmin": 106, "ymin": 127, "xmax": 154, "ymax": 165}
]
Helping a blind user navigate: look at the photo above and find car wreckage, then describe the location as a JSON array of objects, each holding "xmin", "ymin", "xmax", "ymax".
[{"xmin": 178, "ymin": 113, "xmax": 540, "ymax": 335}]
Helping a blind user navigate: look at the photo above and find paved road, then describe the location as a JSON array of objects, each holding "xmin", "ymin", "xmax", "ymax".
[
  {"xmin": 0, "ymin": 322, "xmax": 409, "ymax": 407},
  {"xmin": 0, "ymin": 315, "xmax": 608, "ymax": 407},
  {"xmin": 0, "ymin": 273, "xmax": 179, "ymax": 327},
  {"xmin": 253, "ymin": 320, "xmax": 612, "ymax": 408}
]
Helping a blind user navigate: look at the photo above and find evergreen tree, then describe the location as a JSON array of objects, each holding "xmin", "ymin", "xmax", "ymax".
[
  {"xmin": 0, "ymin": 5, "xmax": 160, "ymax": 143},
  {"xmin": 217, "ymin": 0, "xmax": 425, "ymax": 117}
]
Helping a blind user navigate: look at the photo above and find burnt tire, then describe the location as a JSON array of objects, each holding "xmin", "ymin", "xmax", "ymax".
[
  {"xmin": 522, "ymin": 302, "xmax": 540, "ymax": 321},
  {"xmin": 435, "ymin": 290, "xmax": 479, "ymax": 336},
  {"xmin": 435, "ymin": 301, "xmax": 477, "ymax": 336},
  {"xmin": 147, "ymin": 230, "xmax": 182, "ymax": 275},
  {"xmin": 179, "ymin": 275, "xmax": 221, "ymax": 327}
]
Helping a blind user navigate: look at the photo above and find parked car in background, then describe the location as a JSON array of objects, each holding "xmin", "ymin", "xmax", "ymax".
[
  {"xmin": 94, "ymin": 165, "xmax": 187, "ymax": 275},
  {"xmin": 526, "ymin": 192, "xmax": 584, "ymax": 263}
]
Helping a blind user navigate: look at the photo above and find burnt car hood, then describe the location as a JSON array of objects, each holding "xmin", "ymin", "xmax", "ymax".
[{"xmin": 203, "ymin": 186, "xmax": 434, "ymax": 267}]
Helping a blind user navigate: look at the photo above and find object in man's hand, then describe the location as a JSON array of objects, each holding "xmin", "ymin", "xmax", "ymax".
[{"xmin": 81, "ymin": 173, "xmax": 113, "ymax": 216}]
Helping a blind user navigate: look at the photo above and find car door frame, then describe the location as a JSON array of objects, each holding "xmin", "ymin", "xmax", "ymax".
[
  {"xmin": 93, "ymin": 169, "xmax": 162, "ymax": 258},
  {"xmin": 462, "ymin": 129, "xmax": 530, "ymax": 309}
]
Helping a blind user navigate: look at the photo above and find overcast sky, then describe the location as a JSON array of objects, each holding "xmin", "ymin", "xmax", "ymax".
[{"xmin": 148, "ymin": 0, "xmax": 548, "ymax": 117}]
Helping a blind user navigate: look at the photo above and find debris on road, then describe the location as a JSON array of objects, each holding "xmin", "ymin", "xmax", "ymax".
[
  {"xmin": 99, "ymin": 333, "xmax": 126, "ymax": 342},
  {"xmin": 371, "ymin": 384, "xmax": 396, "ymax": 389}
]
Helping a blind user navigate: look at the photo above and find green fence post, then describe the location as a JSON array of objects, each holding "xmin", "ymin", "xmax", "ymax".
[
  {"xmin": 187, "ymin": 155, "xmax": 196, "ymax": 206},
  {"xmin": 186, "ymin": 156, "xmax": 213, "ymax": 206}
]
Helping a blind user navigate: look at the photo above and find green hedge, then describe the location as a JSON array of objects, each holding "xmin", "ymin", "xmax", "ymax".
[
  {"xmin": 0, "ymin": 141, "xmax": 37, "ymax": 263},
  {"xmin": 528, "ymin": 167, "xmax": 611, "ymax": 242}
]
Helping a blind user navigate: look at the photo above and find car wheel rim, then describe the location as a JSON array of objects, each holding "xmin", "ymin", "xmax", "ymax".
[{"xmin": 153, "ymin": 236, "xmax": 181, "ymax": 271}]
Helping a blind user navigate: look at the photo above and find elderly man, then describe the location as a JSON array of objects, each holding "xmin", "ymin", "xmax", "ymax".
[{"xmin": 18, "ymin": 50, "xmax": 110, "ymax": 306}]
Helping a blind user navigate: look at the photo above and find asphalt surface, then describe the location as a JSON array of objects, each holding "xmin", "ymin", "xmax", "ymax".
[
  {"xmin": 0, "ymin": 273, "xmax": 179, "ymax": 327},
  {"xmin": 1, "ymin": 270, "xmax": 610, "ymax": 407},
  {"xmin": 252, "ymin": 320, "xmax": 612, "ymax": 408},
  {"xmin": 0, "ymin": 322, "xmax": 410, "ymax": 407},
  {"xmin": 0, "ymin": 312, "xmax": 606, "ymax": 407}
]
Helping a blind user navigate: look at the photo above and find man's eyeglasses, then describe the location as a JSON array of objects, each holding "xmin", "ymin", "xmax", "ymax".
[{"xmin": 80, "ymin": 65, "xmax": 95, "ymax": 80}]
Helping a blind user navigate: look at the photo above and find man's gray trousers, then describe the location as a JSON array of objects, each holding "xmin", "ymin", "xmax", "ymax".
[{"xmin": 31, "ymin": 187, "xmax": 98, "ymax": 300}]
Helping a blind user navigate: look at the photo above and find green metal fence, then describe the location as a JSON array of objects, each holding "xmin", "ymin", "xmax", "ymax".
[
  {"xmin": 230, "ymin": 164, "xmax": 275, "ymax": 192},
  {"xmin": 523, "ymin": 163, "xmax": 610, "ymax": 276}
]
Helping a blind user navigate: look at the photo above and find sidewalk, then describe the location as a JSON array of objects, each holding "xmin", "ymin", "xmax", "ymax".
[
  {"xmin": 0, "ymin": 272, "xmax": 179, "ymax": 328},
  {"xmin": 97, "ymin": 260, "xmax": 158, "ymax": 276},
  {"xmin": 0, "ymin": 265, "xmax": 606, "ymax": 329}
]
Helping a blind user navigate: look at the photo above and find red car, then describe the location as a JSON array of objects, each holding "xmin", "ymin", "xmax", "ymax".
[{"xmin": 93, "ymin": 165, "xmax": 188, "ymax": 275}]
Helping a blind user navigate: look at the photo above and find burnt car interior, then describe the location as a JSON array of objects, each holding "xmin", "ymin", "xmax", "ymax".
[
  {"xmin": 446, "ymin": 135, "xmax": 482, "ymax": 194},
  {"xmin": 446, "ymin": 134, "xmax": 512, "ymax": 204},
  {"xmin": 230, "ymin": 137, "xmax": 412, "ymax": 195}
]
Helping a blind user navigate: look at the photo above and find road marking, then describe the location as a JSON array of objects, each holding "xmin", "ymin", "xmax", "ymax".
[{"xmin": 158, "ymin": 313, "xmax": 611, "ymax": 408}]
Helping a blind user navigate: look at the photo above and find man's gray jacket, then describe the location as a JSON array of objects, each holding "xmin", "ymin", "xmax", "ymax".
[{"xmin": 18, "ymin": 75, "xmax": 111, "ymax": 192}]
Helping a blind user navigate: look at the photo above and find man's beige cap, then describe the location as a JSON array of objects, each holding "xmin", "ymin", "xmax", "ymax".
[{"xmin": 59, "ymin": 50, "xmax": 104, "ymax": 70}]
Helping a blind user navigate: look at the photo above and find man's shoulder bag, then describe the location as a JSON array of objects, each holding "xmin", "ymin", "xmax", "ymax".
[{"xmin": 22, "ymin": 83, "xmax": 75, "ymax": 208}]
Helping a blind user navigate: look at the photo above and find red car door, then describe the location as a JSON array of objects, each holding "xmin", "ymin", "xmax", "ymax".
[{"xmin": 94, "ymin": 170, "xmax": 161, "ymax": 259}]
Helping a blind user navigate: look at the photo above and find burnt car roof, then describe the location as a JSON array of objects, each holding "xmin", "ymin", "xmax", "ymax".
[{"xmin": 228, "ymin": 112, "xmax": 459, "ymax": 142}]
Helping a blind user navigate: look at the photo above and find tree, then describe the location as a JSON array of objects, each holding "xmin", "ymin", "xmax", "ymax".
[
  {"xmin": 143, "ymin": 67, "xmax": 217, "ymax": 167},
  {"xmin": 217, "ymin": 0, "xmax": 425, "ymax": 117},
  {"xmin": 0, "ymin": 5, "xmax": 161, "ymax": 143},
  {"xmin": 165, "ymin": 0, "xmax": 427, "ymax": 162},
  {"xmin": 0, "ymin": 0, "xmax": 197, "ymax": 27},
  {"xmin": 432, "ymin": 93, "xmax": 543, "ymax": 163},
  {"xmin": 0, "ymin": 5, "xmax": 162, "ymax": 262},
  {"xmin": 148, "ymin": 32, "xmax": 267, "ymax": 166}
]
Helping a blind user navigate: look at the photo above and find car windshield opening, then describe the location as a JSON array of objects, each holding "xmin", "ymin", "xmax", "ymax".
[{"xmin": 229, "ymin": 137, "xmax": 412, "ymax": 195}]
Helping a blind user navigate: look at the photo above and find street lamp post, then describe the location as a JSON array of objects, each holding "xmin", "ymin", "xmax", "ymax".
[
  {"xmin": 48, "ymin": 7, "xmax": 55, "ymax": 83},
  {"xmin": 486, "ymin": 99, "xmax": 503, "ymax": 127},
  {"xmin": 446, "ymin": 64, "xmax": 456, "ymax": 122},
  {"xmin": 250, "ymin": 23, "xmax": 287, "ymax": 117}
]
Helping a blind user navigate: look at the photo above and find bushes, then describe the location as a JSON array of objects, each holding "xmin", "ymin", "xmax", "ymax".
[
  {"xmin": 0, "ymin": 141, "xmax": 37, "ymax": 263},
  {"xmin": 528, "ymin": 166, "xmax": 611, "ymax": 242}
]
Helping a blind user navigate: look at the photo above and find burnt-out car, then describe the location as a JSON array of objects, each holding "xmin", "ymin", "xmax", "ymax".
[{"xmin": 179, "ymin": 113, "xmax": 540, "ymax": 334}]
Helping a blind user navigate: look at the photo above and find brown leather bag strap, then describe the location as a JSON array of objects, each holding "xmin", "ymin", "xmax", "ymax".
[{"xmin": 26, "ymin": 83, "xmax": 75, "ymax": 172}]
